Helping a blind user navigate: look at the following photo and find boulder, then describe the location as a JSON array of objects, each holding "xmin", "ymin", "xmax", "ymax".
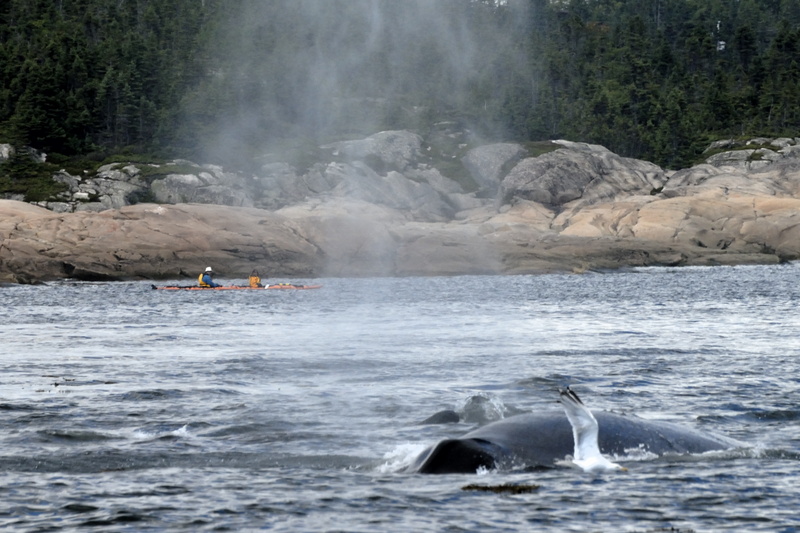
[
  {"xmin": 0, "ymin": 200, "xmax": 320, "ymax": 282},
  {"xmin": 499, "ymin": 140, "xmax": 666, "ymax": 207},
  {"xmin": 543, "ymin": 188, "xmax": 800, "ymax": 263},
  {"xmin": 277, "ymin": 198, "xmax": 405, "ymax": 277},
  {"xmin": 461, "ymin": 143, "xmax": 527, "ymax": 196},
  {"xmin": 0, "ymin": 143, "xmax": 14, "ymax": 160},
  {"xmin": 704, "ymin": 148, "xmax": 779, "ymax": 171},
  {"xmin": 662, "ymin": 165, "xmax": 777, "ymax": 198},
  {"xmin": 321, "ymin": 162, "xmax": 458, "ymax": 221},
  {"xmin": 322, "ymin": 130, "xmax": 423, "ymax": 172},
  {"xmin": 150, "ymin": 166, "xmax": 255, "ymax": 207},
  {"xmin": 6, "ymin": 133, "xmax": 800, "ymax": 283}
]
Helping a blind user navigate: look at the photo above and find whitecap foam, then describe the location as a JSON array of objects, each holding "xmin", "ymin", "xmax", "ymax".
[
  {"xmin": 376, "ymin": 442, "xmax": 429, "ymax": 473},
  {"xmin": 127, "ymin": 424, "xmax": 193, "ymax": 441},
  {"xmin": 475, "ymin": 465, "xmax": 497, "ymax": 476},
  {"xmin": 615, "ymin": 443, "xmax": 659, "ymax": 462},
  {"xmin": 171, "ymin": 424, "xmax": 191, "ymax": 437}
]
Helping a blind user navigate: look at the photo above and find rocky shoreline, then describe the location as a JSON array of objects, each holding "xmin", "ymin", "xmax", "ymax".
[{"xmin": 2, "ymin": 133, "xmax": 800, "ymax": 283}]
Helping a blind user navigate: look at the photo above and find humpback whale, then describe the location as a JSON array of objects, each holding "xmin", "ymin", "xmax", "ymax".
[{"xmin": 410, "ymin": 398, "xmax": 737, "ymax": 474}]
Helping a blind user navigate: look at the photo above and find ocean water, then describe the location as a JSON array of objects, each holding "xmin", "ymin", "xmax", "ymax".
[{"xmin": 1, "ymin": 265, "xmax": 799, "ymax": 532}]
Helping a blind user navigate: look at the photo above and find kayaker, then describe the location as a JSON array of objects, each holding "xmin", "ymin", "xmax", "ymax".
[
  {"xmin": 198, "ymin": 266, "xmax": 221, "ymax": 288},
  {"xmin": 249, "ymin": 269, "xmax": 264, "ymax": 288}
]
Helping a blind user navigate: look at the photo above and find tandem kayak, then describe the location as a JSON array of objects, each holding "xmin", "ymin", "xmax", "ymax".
[{"xmin": 152, "ymin": 284, "xmax": 322, "ymax": 291}]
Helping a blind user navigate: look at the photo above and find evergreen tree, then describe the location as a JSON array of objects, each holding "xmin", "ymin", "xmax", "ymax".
[{"xmin": 1, "ymin": 0, "xmax": 800, "ymax": 173}]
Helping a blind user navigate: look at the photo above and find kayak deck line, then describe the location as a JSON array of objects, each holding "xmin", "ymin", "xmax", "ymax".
[{"xmin": 151, "ymin": 284, "xmax": 322, "ymax": 291}]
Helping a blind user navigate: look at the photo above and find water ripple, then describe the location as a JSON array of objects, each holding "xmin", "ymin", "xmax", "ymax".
[{"xmin": 2, "ymin": 267, "xmax": 800, "ymax": 531}]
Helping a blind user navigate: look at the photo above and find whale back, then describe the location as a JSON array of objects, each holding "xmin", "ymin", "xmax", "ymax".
[{"xmin": 412, "ymin": 410, "xmax": 734, "ymax": 474}]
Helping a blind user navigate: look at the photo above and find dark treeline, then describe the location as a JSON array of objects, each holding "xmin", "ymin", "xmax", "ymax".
[{"xmin": 1, "ymin": 0, "xmax": 799, "ymax": 171}]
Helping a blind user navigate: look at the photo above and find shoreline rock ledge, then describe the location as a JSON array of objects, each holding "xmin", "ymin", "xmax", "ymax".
[{"xmin": 2, "ymin": 133, "xmax": 800, "ymax": 283}]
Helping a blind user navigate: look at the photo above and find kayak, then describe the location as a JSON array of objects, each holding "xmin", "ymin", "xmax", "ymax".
[{"xmin": 152, "ymin": 283, "xmax": 322, "ymax": 291}]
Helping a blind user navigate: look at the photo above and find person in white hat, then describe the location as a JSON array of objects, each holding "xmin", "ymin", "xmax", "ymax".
[{"xmin": 198, "ymin": 266, "xmax": 221, "ymax": 288}]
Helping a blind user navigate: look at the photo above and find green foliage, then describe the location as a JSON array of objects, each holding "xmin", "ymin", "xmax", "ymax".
[
  {"xmin": 0, "ymin": 150, "xmax": 68, "ymax": 202},
  {"xmin": 1, "ymin": 0, "xmax": 800, "ymax": 185},
  {"xmin": 520, "ymin": 141, "xmax": 559, "ymax": 158},
  {"xmin": 0, "ymin": 0, "xmax": 213, "ymax": 157}
]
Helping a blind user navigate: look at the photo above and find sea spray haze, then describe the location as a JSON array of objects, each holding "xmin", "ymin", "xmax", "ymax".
[{"xmin": 182, "ymin": 0, "xmax": 530, "ymax": 167}]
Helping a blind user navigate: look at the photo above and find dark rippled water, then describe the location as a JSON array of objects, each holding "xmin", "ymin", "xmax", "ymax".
[{"xmin": 2, "ymin": 265, "xmax": 800, "ymax": 532}]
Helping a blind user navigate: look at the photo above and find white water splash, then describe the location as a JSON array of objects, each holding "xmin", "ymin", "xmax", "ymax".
[{"xmin": 376, "ymin": 442, "xmax": 429, "ymax": 473}]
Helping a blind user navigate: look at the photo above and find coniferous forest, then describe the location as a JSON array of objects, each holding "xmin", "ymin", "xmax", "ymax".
[{"xmin": 1, "ymin": 0, "xmax": 799, "ymax": 173}]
